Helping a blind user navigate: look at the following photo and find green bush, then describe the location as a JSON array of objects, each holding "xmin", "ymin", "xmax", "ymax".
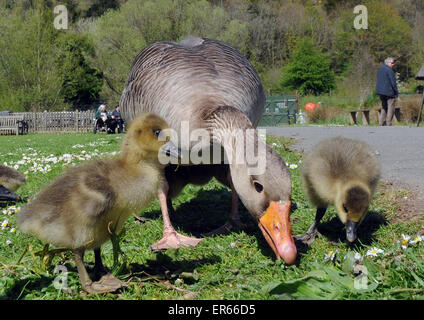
[{"xmin": 279, "ymin": 38, "xmax": 336, "ymax": 96}]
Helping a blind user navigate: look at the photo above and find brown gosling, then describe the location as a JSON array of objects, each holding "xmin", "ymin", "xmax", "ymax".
[
  {"xmin": 298, "ymin": 136, "xmax": 380, "ymax": 244},
  {"xmin": 0, "ymin": 165, "xmax": 26, "ymax": 201},
  {"xmin": 17, "ymin": 113, "xmax": 180, "ymax": 294}
]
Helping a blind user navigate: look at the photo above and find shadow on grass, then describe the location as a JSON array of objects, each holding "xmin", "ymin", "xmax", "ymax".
[
  {"xmin": 142, "ymin": 188, "xmax": 257, "ymax": 237},
  {"xmin": 141, "ymin": 188, "xmax": 286, "ymax": 261},
  {"xmin": 317, "ymin": 210, "xmax": 388, "ymax": 247},
  {"xmin": 0, "ymin": 273, "xmax": 57, "ymax": 300},
  {"xmin": 128, "ymin": 252, "xmax": 221, "ymax": 283},
  {"xmin": 285, "ymin": 210, "xmax": 388, "ymax": 265}
]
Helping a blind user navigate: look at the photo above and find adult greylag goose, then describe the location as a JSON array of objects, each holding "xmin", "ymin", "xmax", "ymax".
[
  {"xmin": 298, "ymin": 136, "xmax": 380, "ymax": 244},
  {"xmin": 18, "ymin": 113, "xmax": 180, "ymax": 293},
  {"xmin": 120, "ymin": 36, "xmax": 297, "ymax": 264}
]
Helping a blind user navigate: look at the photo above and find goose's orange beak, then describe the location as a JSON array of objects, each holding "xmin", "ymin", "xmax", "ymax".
[{"xmin": 258, "ymin": 200, "xmax": 297, "ymax": 264}]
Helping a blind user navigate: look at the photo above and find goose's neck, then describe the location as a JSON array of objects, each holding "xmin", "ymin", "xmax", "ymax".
[
  {"xmin": 203, "ymin": 106, "xmax": 266, "ymax": 175},
  {"xmin": 204, "ymin": 106, "xmax": 256, "ymax": 148},
  {"xmin": 204, "ymin": 106, "xmax": 253, "ymax": 132}
]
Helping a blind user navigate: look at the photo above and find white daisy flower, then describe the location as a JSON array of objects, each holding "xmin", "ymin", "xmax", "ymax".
[
  {"xmin": 5, "ymin": 240, "xmax": 12, "ymax": 246},
  {"xmin": 399, "ymin": 234, "xmax": 411, "ymax": 250},
  {"xmin": 1, "ymin": 219, "xmax": 9, "ymax": 229},
  {"xmin": 366, "ymin": 247, "xmax": 384, "ymax": 257},
  {"xmin": 409, "ymin": 235, "xmax": 423, "ymax": 245},
  {"xmin": 289, "ymin": 164, "xmax": 298, "ymax": 169},
  {"xmin": 10, "ymin": 228, "xmax": 16, "ymax": 233},
  {"xmin": 324, "ymin": 250, "xmax": 338, "ymax": 261}
]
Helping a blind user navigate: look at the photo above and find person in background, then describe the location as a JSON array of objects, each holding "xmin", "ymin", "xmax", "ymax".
[
  {"xmin": 110, "ymin": 105, "xmax": 124, "ymax": 133},
  {"xmin": 376, "ymin": 57, "xmax": 399, "ymax": 126},
  {"xmin": 95, "ymin": 104, "xmax": 113, "ymax": 133}
]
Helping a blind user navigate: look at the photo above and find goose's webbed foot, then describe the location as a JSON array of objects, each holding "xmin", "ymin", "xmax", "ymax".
[
  {"xmin": 150, "ymin": 230, "xmax": 203, "ymax": 251},
  {"xmin": 74, "ymin": 249, "xmax": 125, "ymax": 295},
  {"xmin": 294, "ymin": 229, "xmax": 321, "ymax": 245},
  {"xmin": 295, "ymin": 207, "xmax": 326, "ymax": 245},
  {"xmin": 83, "ymin": 274, "xmax": 126, "ymax": 294}
]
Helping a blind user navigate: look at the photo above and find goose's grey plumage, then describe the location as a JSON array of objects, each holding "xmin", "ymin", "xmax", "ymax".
[
  {"xmin": 120, "ymin": 37, "xmax": 265, "ymax": 132},
  {"xmin": 120, "ymin": 37, "xmax": 296, "ymax": 264},
  {"xmin": 298, "ymin": 136, "xmax": 381, "ymax": 243}
]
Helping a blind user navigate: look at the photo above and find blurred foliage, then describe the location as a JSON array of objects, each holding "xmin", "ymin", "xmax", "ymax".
[{"xmin": 0, "ymin": 0, "xmax": 423, "ymax": 110}]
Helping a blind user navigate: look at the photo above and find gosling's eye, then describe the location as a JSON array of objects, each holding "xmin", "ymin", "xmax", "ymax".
[
  {"xmin": 343, "ymin": 204, "xmax": 348, "ymax": 213},
  {"xmin": 153, "ymin": 129, "xmax": 161, "ymax": 137}
]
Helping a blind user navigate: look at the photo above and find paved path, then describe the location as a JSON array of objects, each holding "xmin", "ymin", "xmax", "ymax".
[{"xmin": 263, "ymin": 125, "xmax": 424, "ymax": 194}]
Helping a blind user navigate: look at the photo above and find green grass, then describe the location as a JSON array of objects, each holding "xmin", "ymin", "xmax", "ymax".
[{"xmin": 0, "ymin": 133, "xmax": 423, "ymax": 300}]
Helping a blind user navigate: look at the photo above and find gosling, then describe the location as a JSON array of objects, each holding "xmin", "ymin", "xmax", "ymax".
[
  {"xmin": 297, "ymin": 136, "xmax": 380, "ymax": 244},
  {"xmin": 18, "ymin": 113, "xmax": 180, "ymax": 294},
  {"xmin": 0, "ymin": 165, "xmax": 26, "ymax": 201}
]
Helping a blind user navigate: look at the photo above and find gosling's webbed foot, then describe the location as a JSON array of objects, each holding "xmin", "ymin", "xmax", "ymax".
[
  {"xmin": 294, "ymin": 230, "xmax": 321, "ymax": 245},
  {"xmin": 133, "ymin": 214, "xmax": 152, "ymax": 224},
  {"xmin": 150, "ymin": 231, "xmax": 203, "ymax": 251},
  {"xmin": 83, "ymin": 274, "xmax": 126, "ymax": 294}
]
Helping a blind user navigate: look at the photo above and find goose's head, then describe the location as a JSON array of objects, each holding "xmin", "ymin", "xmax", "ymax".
[
  {"xmin": 0, "ymin": 185, "xmax": 19, "ymax": 201},
  {"xmin": 336, "ymin": 181, "xmax": 371, "ymax": 243},
  {"xmin": 0, "ymin": 166, "xmax": 26, "ymax": 192},
  {"xmin": 229, "ymin": 144, "xmax": 297, "ymax": 264},
  {"xmin": 122, "ymin": 113, "xmax": 180, "ymax": 163},
  {"xmin": 203, "ymin": 106, "xmax": 297, "ymax": 264}
]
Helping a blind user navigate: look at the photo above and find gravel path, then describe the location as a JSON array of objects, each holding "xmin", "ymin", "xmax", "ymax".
[{"xmin": 263, "ymin": 125, "xmax": 424, "ymax": 194}]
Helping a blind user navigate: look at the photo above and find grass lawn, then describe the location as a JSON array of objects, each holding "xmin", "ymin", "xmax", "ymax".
[{"xmin": 0, "ymin": 132, "xmax": 423, "ymax": 300}]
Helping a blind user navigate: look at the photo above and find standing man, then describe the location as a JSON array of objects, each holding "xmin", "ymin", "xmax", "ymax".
[{"xmin": 376, "ymin": 57, "xmax": 399, "ymax": 126}]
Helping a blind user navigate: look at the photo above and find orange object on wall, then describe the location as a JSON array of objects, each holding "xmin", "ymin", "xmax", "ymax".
[
  {"xmin": 305, "ymin": 103, "xmax": 316, "ymax": 111},
  {"xmin": 304, "ymin": 102, "xmax": 321, "ymax": 111}
]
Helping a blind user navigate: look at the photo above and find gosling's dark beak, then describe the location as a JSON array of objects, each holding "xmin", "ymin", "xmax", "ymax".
[
  {"xmin": 0, "ymin": 185, "xmax": 19, "ymax": 201},
  {"xmin": 258, "ymin": 200, "xmax": 297, "ymax": 264},
  {"xmin": 160, "ymin": 141, "xmax": 181, "ymax": 159},
  {"xmin": 346, "ymin": 220, "xmax": 358, "ymax": 243}
]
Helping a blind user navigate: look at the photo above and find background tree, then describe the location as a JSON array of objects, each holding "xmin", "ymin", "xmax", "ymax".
[
  {"xmin": 56, "ymin": 33, "xmax": 103, "ymax": 109},
  {"xmin": 279, "ymin": 38, "xmax": 335, "ymax": 96},
  {"xmin": 0, "ymin": 4, "xmax": 63, "ymax": 111},
  {"xmin": 0, "ymin": 0, "xmax": 422, "ymax": 111}
]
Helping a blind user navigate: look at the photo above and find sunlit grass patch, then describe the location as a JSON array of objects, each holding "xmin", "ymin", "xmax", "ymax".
[{"xmin": 0, "ymin": 133, "xmax": 423, "ymax": 300}]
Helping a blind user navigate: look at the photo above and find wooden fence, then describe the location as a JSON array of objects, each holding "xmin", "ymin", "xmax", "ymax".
[{"xmin": 1, "ymin": 111, "xmax": 96, "ymax": 134}]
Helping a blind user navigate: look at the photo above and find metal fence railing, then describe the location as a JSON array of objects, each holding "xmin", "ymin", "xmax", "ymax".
[{"xmin": 258, "ymin": 95, "xmax": 299, "ymax": 126}]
